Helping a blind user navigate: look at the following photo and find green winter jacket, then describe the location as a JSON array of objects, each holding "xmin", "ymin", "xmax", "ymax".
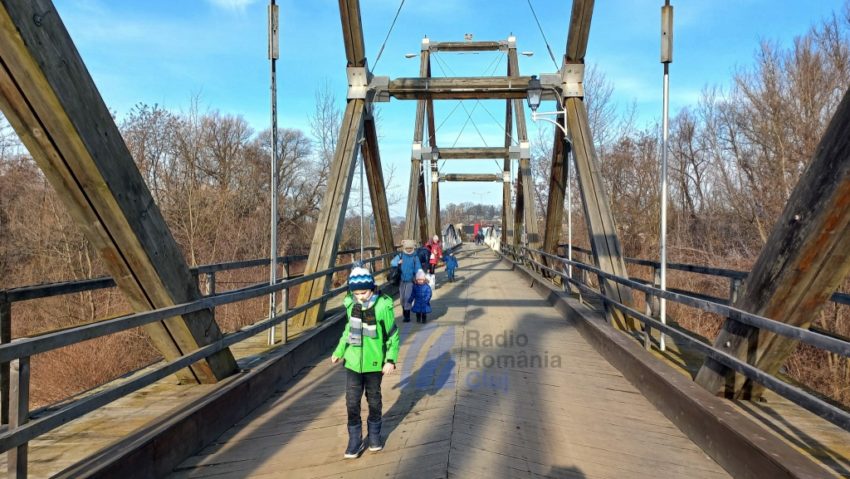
[{"xmin": 333, "ymin": 293, "xmax": 400, "ymax": 373}]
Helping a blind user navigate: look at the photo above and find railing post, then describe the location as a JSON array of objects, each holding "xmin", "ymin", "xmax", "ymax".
[
  {"xmin": 729, "ymin": 277, "xmax": 741, "ymax": 305},
  {"xmin": 283, "ymin": 260, "xmax": 290, "ymax": 344},
  {"xmin": 647, "ymin": 266, "xmax": 662, "ymax": 350},
  {"xmin": 0, "ymin": 297, "xmax": 10, "ymax": 425},
  {"xmin": 205, "ymin": 271, "xmax": 216, "ymax": 323},
  {"xmin": 8, "ymin": 356, "xmax": 30, "ymax": 479}
]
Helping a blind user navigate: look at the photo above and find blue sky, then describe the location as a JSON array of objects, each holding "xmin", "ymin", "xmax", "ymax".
[{"xmin": 53, "ymin": 0, "xmax": 848, "ymax": 215}]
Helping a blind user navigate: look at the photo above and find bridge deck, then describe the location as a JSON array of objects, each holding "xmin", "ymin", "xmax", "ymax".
[{"xmin": 170, "ymin": 249, "xmax": 729, "ymax": 478}]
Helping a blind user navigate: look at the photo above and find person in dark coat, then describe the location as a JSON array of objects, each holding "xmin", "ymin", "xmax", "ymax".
[{"xmin": 410, "ymin": 269, "xmax": 432, "ymax": 323}]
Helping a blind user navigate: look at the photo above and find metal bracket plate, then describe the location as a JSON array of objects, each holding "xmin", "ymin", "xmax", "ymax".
[
  {"xmin": 561, "ymin": 63, "xmax": 585, "ymax": 98},
  {"xmin": 347, "ymin": 65, "xmax": 372, "ymax": 100}
]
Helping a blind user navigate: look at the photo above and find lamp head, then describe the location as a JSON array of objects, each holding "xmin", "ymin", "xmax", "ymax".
[{"xmin": 526, "ymin": 75, "xmax": 542, "ymax": 112}]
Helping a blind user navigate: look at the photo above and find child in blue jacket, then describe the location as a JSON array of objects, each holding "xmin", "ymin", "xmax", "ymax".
[
  {"xmin": 391, "ymin": 239, "xmax": 422, "ymax": 322},
  {"xmin": 443, "ymin": 251, "xmax": 458, "ymax": 282},
  {"xmin": 410, "ymin": 269, "xmax": 432, "ymax": 323}
]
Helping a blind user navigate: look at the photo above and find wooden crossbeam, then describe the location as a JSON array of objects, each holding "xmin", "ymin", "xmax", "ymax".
[
  {"xmin": 440, "ymin": 174, "xmax": 502, "ymax": 182},
  {"xmin": 387, "ymin": 76, "xmax": 545, "ymax": 100},
  {"xmin": 695, "ymin": 87, "xmax": 850, "ymax": 399},
  {"xmin": 429, "ymin": 41, "xmax": 506, "ymax": 52},
  {"xmin": 438, "ymin": 147, "xmax": 510, "ymax": 159},
  {"xmin": 0, "ymin": 0, "xmax": 237, "ymax": 383}
]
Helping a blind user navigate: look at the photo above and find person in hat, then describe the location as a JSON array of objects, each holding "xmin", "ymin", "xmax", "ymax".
[
  {"xmin": 410, "ymin": 269, "xmax": 433, "ymax": 323},
  {"xmin": 331, "ymin": 266, "xmax": 400, "ymax": 458},
  {"xmin": 391, "ymin": 239, "xmax": 422, "ymax": 322}
]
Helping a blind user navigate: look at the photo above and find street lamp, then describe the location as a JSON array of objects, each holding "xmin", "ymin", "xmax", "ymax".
[{"xmin": 526, "ymin": 75, "xmax": 573, "ymax": 281}]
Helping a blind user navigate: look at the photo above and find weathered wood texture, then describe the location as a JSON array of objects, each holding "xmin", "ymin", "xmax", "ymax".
[
  {"xmin": 361, "ymin": 115, "xmax": 395, "ymax": 267},
  {"xmin": 170, "ymin": 249, "xmax": 731, "ymax": 479},
  {"xmin": 566, "ymin": 0, "xmax": 594, "ymax": 62},
  {"xmin": 429, "ymin": 40, "xmax": 506, "ymax": 52},
  {"xmin": 437, "ymin": 147, "xmax": 509, "ymax": 159},
  {"xmin": 440, "ymin": 174, "xmax": 502, "ymax": 182},
  {"xmin": 508, "ymin": 256, "xmax": 832, "ymax": 479},
  {"xmin": 0, "ymin": 1, "xmax": 236, "ymax": 383},
  {"xmin": 565, "ymin": 99, "xmax": 636, "ymax": 330},
  {"xmin": 543, "ymin": 124, "xmax": 568, "ymax": 257},
  {"xmin": 338, "ymin": 0, "xmax": 366, "ymax": 67},
  {"xmin": 696, "ymin": 87, "xmax": 850, "ymax": 399},
  {"xmin": 292, "ymin": 99, "xmax": 364, "ymax": 328},
  {"xmin": 388, "ymin": 76, "xmax": 537, "ymax": 100},
  {"xmin": 503, "ymin": 61, "xmax": 514, "ymax": 246},
  {"xmin": 508, "ymin": 48, "xmax": 541, "ymax": 249},
  {"xmin": 403, "ymin": 50, "xmax": 429, "ymax": 243}
]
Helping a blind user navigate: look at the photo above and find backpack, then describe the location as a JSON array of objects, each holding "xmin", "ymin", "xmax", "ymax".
[{"xmin": 388, "ymin": 265, "xmax": 401, "ymax": 286}]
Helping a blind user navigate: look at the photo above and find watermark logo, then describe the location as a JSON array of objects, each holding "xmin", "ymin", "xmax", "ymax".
[{"xmin": 399, "ymin": 325, "xmax": 562, "ymax": 395}]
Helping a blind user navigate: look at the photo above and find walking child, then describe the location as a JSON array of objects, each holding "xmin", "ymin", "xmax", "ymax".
[
  {"xmin": 410, "ymin": 269, "xmax": 432, "ymax": 323},
  {"xmin": 331, "ymin": 266, "xmax": 400, "ymax": 458},
  {"xmin": 391, "ymin": 239, "xmax": 422, "ymax": 322},
  {"xmin": 444, "ymin": 251, "xmax": 459, "ymax": 282},
  {"xmin": 428, "ymin": 235, "xmax": 442, "ymax": 276}
]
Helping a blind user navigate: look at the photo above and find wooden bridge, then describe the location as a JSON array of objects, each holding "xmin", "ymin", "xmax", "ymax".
[{"xmin": 1, "ymin": 0, "xmax": 850, "ymax": 477}]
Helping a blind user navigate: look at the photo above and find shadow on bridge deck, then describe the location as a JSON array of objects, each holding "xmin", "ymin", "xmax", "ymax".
[{"xmin": 168, "ymin": 248, "xmax": 729, "ymax": 479}]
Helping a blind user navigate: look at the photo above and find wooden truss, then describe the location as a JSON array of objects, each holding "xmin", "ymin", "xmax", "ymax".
[{"xmin": 0, "ymin": 1, "xmax": 237, "ymax": 383}]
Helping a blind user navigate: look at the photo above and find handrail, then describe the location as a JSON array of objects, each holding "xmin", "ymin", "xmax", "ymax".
[
  {"xmin": 0, "ymin": 246, "xmax": 382, "ymax": 303},
  {"xmin": 501, "ymin": 244, "xmax": 850, "ymax": 432},
  {"xmin": 557, "ymin": 243, "xmax": 850, "ymax": 307},
  {"xmin": 0, "ymin": 252, "xmax": 393, "ymax": 364},
  {"xmin": 0, "ymin": 251, "xmax": 396, "ymax": 455}
]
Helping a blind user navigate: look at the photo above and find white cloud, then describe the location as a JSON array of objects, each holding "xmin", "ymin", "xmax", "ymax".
[{"xmin": 206, "ymin": 0, "xmax": 256, "ymax": 12}]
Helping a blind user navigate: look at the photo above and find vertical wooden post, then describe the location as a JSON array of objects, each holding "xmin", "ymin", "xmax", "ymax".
[
  {"xmin": 542, "ymin": 124, "xmax": 568, "ymax": 257},
  {"xmin": 282, "ymin": 261, "xmax": 289, "ymax": 343},
  {"xmin": 8, "ymin": 356, "xmax": 29, "ymax": 478},
  {"xmin": 403, "ymin": 42, "xmax": 430, "ymax": 243},
  {"xmin": 0, "ymin": 297, "xmax": 9, "ymax": 425}
]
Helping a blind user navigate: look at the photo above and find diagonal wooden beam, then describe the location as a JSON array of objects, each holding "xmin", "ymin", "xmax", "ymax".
[
  {"xmin": 542, "ymin": 123, "xmax": 568, "ymax": 257},
  {"xmin": 293, "ymin": 99, "xmax": 365, "ymax": 328},
  {"xmin": 0, "ymin": 0, "xmax": 236, "ymax": 383},
  {"xmin": 361, "ymin": 114, "xmax": 395, "ymax": 270},
  {"xmin": 294, "ymin": 0, "xmax": 367, "ymax": 327},
  {"xmin": 566, "ymin": 0, "xmax": 595, "ymax": 62},
  {"xmin": 566, "ymin": 99, "xmax": 637, "ymax": 330},
  {"xmin": 695, "ymin": 87, "xmax": 850, "ymax": 399}
]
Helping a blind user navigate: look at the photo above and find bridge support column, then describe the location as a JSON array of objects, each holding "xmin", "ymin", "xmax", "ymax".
[
  {"xmin": 696, "ymin": 87, "xmax": 850, "ymax": 399},
  {"xmin": 0, "ymin": 1, "xmax": 236, "ymax": 383},
  {"xmin": 361, "ymin": 114, "xmax": 395, "ymax": 270},
  {"xmin": 403, "ymin": 41, "xmax": 430, "ymax": 244}
]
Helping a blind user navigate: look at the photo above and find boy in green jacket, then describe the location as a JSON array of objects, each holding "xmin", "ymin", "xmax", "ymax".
[{"xmin": 331, "ymin": 266, "xmax": 400, "ymax": 458}]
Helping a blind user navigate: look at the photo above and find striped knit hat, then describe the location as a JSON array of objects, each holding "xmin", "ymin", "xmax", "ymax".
[{"xmin": 348, "ymin": 266, "xmax": 375, "ymax": 291}]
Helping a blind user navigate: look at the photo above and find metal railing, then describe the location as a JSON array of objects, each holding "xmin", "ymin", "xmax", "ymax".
[
  {"xmin": 500, "ymin": 244, "xmax": 850, "ymax": 433},
  {"xmin": 0, "ymin": 246, "xmax": 390, "ymax": 477}
]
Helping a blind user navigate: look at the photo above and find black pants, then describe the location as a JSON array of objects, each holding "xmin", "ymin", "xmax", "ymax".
[
  {"xmin": 346, "ymin": 369, "xmax": 383, "ymax": 426},
  {"xmin": 428, "ymin": 263, "xmax": 435, "ymax": 275}
]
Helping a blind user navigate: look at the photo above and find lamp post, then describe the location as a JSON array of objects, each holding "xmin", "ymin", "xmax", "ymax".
[
  {"xmin": 268, "ymin": 0, "xmax": 280, "ymax": 345},
  {"xmin": 526, "ymin": 76, "xmax": 572, "ymax": 279},
  {"xmin": 659, "ymin": 1, "xmax": 674, "ymax": 352}
]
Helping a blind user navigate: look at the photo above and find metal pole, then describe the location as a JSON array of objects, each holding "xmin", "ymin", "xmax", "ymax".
[
  {"xmin": 659, "ymin": 1, "xmax": 673, "ymax": 352},
  {"xmin": 268, "ymin": 1, "xmax": 280, "ymax": 345}
]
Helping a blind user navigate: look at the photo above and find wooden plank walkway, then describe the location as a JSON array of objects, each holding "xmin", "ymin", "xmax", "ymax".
[{"xmin": 170, "ymin": 248, "xmax": 730, "ymax": 478}]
